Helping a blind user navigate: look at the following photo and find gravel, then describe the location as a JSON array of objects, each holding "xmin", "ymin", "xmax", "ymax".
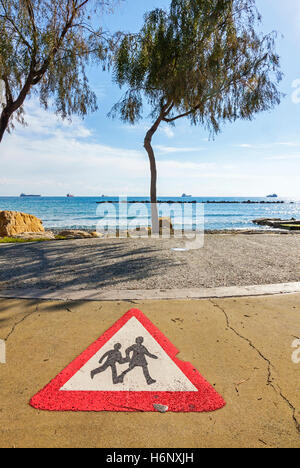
[{"xmin": 0, "ymin": 233, "xmax": 299, "ymax": 290}]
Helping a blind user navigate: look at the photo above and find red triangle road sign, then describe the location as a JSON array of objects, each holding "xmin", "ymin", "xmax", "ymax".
[{"xmin": 30, "ymin": 309, "xmax": 226, "ymax": 412}]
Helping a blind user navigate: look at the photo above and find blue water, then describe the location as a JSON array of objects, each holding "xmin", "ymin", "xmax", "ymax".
[{"xmin": 0, "ymin": 197, "xmax": 299, "ymax": 231}]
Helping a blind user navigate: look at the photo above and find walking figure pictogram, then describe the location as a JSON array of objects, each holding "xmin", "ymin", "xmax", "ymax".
[
  {"xmin": 90, "ymin": 337, "xmax": 158, "ymax": 385},
  {"xmin": 90, "ymin": 343, "xmax": 127, "ymax": 384},
  {"xmin": 118, "ymin": 337, "xmax": 158, "ymax": 385}
]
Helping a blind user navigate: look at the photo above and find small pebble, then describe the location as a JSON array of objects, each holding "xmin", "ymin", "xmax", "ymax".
[{"xmin": 153, "ymin": 404, "xmax": 169, "ymax": 413}]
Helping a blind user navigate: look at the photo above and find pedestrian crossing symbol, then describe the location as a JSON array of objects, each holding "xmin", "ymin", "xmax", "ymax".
[{"xmin": 30, "ymin": 309, "xmax": 225, "ymax": 412}]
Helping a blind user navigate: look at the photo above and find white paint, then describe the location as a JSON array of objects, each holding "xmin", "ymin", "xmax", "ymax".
[
  {"xmin": 0, "ymin": 339, "xmax": 6, "ymax": 364},
  {"xmin": 61, "ymin": 317, "xmax": 197, "ymax": 392}
]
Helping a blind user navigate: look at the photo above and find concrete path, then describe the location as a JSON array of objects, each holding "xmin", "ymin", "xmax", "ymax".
[{"xmin": 0, "ymin": 295, "xmax": 300, "ymax": 448}]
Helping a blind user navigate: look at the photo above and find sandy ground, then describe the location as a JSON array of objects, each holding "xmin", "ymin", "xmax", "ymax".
[
  {"xmin": 0, "ymin": 295, "xmax": 299, "ymax": 448},
  {"xmin": 0, "ymin": 233, "xmax": 299, "ymax": 291}
]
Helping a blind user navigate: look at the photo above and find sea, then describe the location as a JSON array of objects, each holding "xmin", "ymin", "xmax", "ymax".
[{"xmin": 0, "ymin": 197, "xmax": 299, "ymax": 231}]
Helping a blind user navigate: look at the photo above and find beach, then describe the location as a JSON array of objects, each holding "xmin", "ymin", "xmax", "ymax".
[{"xmin": 0, "ymin": 232, "xmax": 299, "ymax": 291}]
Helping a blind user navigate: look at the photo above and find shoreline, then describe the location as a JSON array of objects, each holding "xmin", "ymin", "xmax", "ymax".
[{"xmin": 47, "ymin": 227, "xmax": 299, "ymax": 235}]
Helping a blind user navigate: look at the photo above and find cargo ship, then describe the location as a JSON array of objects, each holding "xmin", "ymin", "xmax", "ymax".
[{"xmin": 20, "ymin": 193, "xmax": 41, "ymax": 197}]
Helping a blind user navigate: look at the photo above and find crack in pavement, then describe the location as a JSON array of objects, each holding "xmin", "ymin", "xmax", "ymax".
[
  {"xmin": 209, "ymin": 299, "xmax": 300, "ymax": 437},
  {"xmin": 64, "ymin": 305, "xmax": 103, "ymax": 314},
  {"xmin": 5, "ymin": 305, "xmax": 39, "ymax": 342}
]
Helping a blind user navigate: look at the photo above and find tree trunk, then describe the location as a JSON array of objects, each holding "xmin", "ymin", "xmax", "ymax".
[
  {"xmin": 0, "ymin": 107, "xmax": 13, "ymax": 143},
  {"xmin": 0, "ymin": 77, "xmax": 32, "ymax": 143},
  {"xmin": 144, "ymin": 117, "xmax": 163, "ymax": 234}
]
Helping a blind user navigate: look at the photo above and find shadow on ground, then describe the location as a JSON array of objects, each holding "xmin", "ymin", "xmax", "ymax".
[{"xmin": 0, "ymin": 240, "xmax": 176, "ymax": 292}]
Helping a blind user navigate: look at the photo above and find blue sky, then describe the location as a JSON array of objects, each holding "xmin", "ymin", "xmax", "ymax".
[{"xmin": 1, "ymin": 0, "xmax": 300, "ymax": 198}]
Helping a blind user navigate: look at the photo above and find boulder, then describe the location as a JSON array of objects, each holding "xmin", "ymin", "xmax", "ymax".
[
  {"xmin": 252, "ymin": 218, "xmax": 280, "ymax": 226},
  {"xmin": 0, "ymin": 211, "xmax": 44, "ymax": 237},
  {"xmin": 90, "ymin": 231, "xmax": 104, "ymax": 238},
  {"xmin": 13, "ymin": 231, "xmax": 55, "ymax": 240},
  {"xmin": 253, "ymin": 218, "xmax": 300, "ymax": 228},
  {"xmin": 58, "ymin": 230, "xmax": 102, "ymax": 239}
]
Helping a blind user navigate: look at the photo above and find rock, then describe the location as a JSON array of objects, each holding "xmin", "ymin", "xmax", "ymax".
[
  {"xmin": 90, "ymin": 231, "xmax": 104, "ymax": 238},
  {"xmin": 58, "ymin": 230, "xmax": 97, "ymax": 239},
  {"xmin": 153, "ymin": 404, "xmax": 169, "ymax": 413},
  {"xmin": 57, "ymin": 230, "xmax": 104, "ymax": 239},
  {"xmin": 13, "ymin": 231, "xmax": 55, "ymax": 240},
  {"xmin": 253, "ymin": 218, "xmax": 300, "ymax": 228},
  {"xmin": 0, "ymin": 211, "xmax": 44, "ymax": 237},
  {"xmin": 252, "ymin": 218, "xmax": 282, "ymax": 226}
]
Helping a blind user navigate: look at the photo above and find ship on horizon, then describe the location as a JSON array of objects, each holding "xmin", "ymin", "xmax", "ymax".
[{"xmin": 20, "ymin": 193, "xmax": 41, "ymax": 198}]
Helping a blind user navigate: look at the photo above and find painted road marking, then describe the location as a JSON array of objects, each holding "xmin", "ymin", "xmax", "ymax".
[
  {"xmin": 30, "ymin": 309, "xmax": 225, "ymax": 412},
  {"xmin": 61, "ymin": 317, "xmax": 197, "ymax": 392}
]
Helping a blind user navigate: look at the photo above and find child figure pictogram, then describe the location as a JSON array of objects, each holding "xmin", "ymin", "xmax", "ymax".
[
  {"xmin": 118, "ymin": 337, "xmax": 158, "ymax": 385},
  {"xmin": 90, "ymin": 343, "xmax": 127, "ymax": 384},
  {"xmin": 90, "ymin": 337, "xmax": 158, "ymax": 385}
]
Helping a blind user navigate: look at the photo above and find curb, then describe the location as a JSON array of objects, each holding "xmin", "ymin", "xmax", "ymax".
[{"xmin": 0, "ymin": 282, "xmax": 300, "ymax": 301}]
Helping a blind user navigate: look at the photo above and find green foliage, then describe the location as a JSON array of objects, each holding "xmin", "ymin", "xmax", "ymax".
[
  {"xmin": 0, "ymin": 235, "xmax": 69, "ymax": 243},
  {"xmin": 111, "ymin": 0, "xmax": 283, "ymax": 134},
  {"xmin": 279, "ymin": 225, "xmax": 300, "ymax": 230},
  {"xmin": 0, "ymin": 0, "xmax": 120, "ymax": 136},
  {"xmin": 0, "ymin": 236, "xmax": 49, "ymax": 243}
]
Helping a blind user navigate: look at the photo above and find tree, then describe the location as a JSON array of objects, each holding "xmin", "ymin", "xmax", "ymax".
[
  {"xmin": 110, "ymin": 0, "xmax": 283, "ymax": 233},
  {"xmin": 0, "ymin": 0, "xmax": 119, "ymax": 143}
]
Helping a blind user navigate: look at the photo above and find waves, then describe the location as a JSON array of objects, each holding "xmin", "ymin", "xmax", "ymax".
[{"xmin": 0, "ymin": 197, "xmax": 299, "ymax": 231}]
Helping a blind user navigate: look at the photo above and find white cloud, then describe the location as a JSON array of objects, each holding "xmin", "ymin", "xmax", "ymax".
[
  {"xmin": 265, "ymin": 154, "xmax": 300, "ymax": 161},
  {"xmin": 21, "ymin": 100, "xmax": 92, "ymax": 139},
  {"xmin": 277, "ymin": 142, "xmax": 300, "ymax": 147},
  {"xmin": 235, "ymin": 143, "xmax": 254, "ymax": 149},
  {"xmin": 121, "ymin": 122, "xmax": 175, "ymax": 139},
  {"xmin": 235, "ymin": 141, "xmax": 300, "ymax": 150},
  {"xmin": 1, "ymin": 99, "xmax": 300, "ymax": 198},
  {"xmin": 158, "ymin": 126, "xmax": 175, "ymax": 139},
  {"xmin": 0, "ymin": 101, "xmax": 244, "ymax": 196},
  {"xmin": 154, "ymin": 145, "xmax": 204, "ymax": 155}
]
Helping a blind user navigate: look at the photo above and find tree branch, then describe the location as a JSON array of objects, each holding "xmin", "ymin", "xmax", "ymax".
[
  {"xmin": 0, "ymin": 1, "xmax": 33, "ymax": 51},
  {"xmin": 24, "ymin": 0, "xmax": 38, "ymax": 50},
  {"xmin": 163, "ymin": 53, "xmax": 270, "ymax": 124}
]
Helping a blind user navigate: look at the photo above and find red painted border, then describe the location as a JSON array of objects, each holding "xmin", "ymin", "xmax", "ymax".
[{"xmin": 30, "ymin": 309, "xmax": 226, "ymax": 412}]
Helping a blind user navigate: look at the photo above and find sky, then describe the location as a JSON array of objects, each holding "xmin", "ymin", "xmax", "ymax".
[{"xmin": 1, "ymin": 0, "xmax": 300, "ymax": 198}]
